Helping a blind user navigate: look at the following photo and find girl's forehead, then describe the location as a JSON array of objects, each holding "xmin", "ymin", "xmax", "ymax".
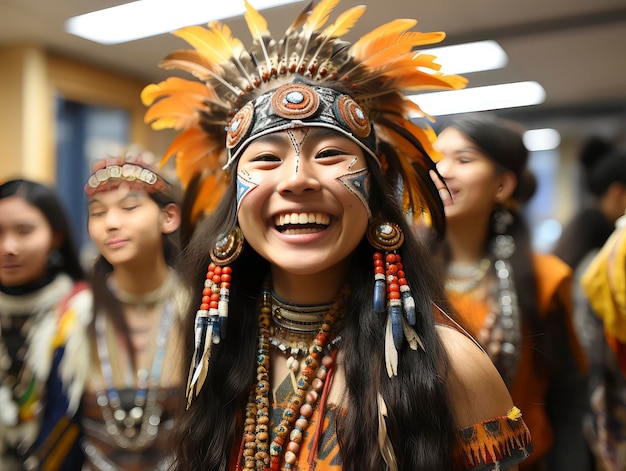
[
  {"xmin": 253, "ymin": 127, "xmax": 355, "ymax": 145},
  {"xmin": 88, "ymin": 183, "xmax": 149, "ymax": 203}
]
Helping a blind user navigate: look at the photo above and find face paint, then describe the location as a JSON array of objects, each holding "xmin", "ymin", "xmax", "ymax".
[
  {"xmin": 337, "ymin": 167, "xmax": 372, "ymax": 218},
  {"xmin": 285, "ymin": 129, "xmax": 310, "ymax": 178},
  {"xmin": 236, "ymin": 172, "xmax": 258, "ymax": 210}
]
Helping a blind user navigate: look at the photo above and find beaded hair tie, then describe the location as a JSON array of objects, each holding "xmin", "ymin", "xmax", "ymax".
[
  {"xmin": 185, "ymin": 227, "xmax": 243, "ymax": 408},
  {"xmin": 368, "ymin": 220, "xmax": 424, "ymax": 377}
]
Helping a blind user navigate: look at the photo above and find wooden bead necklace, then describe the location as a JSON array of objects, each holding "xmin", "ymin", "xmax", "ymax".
[{"xmin": 237, "ymin": 282, "xmax": 350, "ymax": 471}]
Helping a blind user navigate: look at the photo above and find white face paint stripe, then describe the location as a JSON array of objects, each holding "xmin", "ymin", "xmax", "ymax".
[
  {"xmin": 286, "ymin": 130, "xmax": 300, "ymax": 177},
  {"xmin": 347, "ymin": 156, "xmax": 358, "ymax": 170},
  {"xmin": 286, "ymin": 129, "xmax": 311, "ymax": 178}
]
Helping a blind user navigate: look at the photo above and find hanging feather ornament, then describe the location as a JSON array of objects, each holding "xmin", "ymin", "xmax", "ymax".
[
  {"xmin": 368, "ymin": 220, "xmax": 425, "ymax": 378},
  {"xmin": 141, "ymin": 0, "xmax": 465, "ymax": 234},
  {"xmin": 377, "ymin": 392, "xmax": 399, "ymax": 471}
]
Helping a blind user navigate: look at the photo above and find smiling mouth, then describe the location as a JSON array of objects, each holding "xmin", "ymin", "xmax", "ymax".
[{"xmin": 274, "ymin": 212, "xmax": 330, "ymax": 235}]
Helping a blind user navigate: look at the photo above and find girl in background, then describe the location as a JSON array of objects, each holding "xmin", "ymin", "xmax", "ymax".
[
  {"xmin": 81, "ymin": 153, "xmax": 186, "ymax": 470},
  {"xmin": 433, "ymin": 114, "xmax": 589, "ymax": 470},
  {"xmin": 0, "ymin": 179, "xmax": 88, "ymax": 470}
]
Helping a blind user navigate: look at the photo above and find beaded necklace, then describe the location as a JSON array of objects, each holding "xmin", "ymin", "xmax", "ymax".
[
  {"xmin": 93, "ymin": 298, "xmax": 174, "ymax": 450},
  {"xmin": 445, "ymin": 258, "xmax": 491, "ymax": 294},
  {"xmin": 269, "ymin": 294, "xmax": 332, "ymax": 376},
  {"xmin": 237, "ymin": 282, "xmax": 350, "ymax": 471},
  {"xmin": 447, "ymin": 235, "xmax": 522, "ymax": 385}
]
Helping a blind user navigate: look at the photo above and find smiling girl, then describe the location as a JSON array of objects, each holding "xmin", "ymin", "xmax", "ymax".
[
  {"xmin": 433, "ymin": 114, "xmax": 589, "ymax": 470},
  {"xmin": 141, "ymin": 1, "xmax": 534, "ymax": 469}
]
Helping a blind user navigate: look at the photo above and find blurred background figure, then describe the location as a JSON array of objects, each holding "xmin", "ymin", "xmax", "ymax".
[
  {"xmin": 554, "ymin": 137, "xmax": 626, "ymax": 271},
  {"xmin": 80, "ymin": 151, "xmax": 186, "ymax": 470},
  {"xmin": 0, "ymin": 179, "xmax": 88, "ymax": 470},
  {"xmin": 579, "ymin": 210, "xmax": 626, "ymax": 471},
  {"xmin": 554, "ymin": 138, "xmax": 626, "ymax": 352},
  {"xmin": 433, "ymin": 113, "xmax": 589, "ymax": 470},
  {"xmin": 552, "ymin": 137, "xmax": 626, "ymax": 471}
]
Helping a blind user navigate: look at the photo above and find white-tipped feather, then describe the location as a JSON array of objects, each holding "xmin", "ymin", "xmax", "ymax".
[
  {"xmin": 191, "ymin": 326, "xmax": 213, "ymax": 397},
  {"xmin": 402, "ymin": 316, "xmax": 425, "ymax": 352},
  {"xmin": 385, "ymin": 313, "xmax": 398, "ymax": 377},
  {"xmin": 377, "ymin": 393, "xmax": 399, "ymax": 471}
]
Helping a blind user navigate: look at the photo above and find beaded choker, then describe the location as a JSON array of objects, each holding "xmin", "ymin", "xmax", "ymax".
[
  {"xmin": 106, "ymin": 270, "xmax": 174, "ymax": 312},
  {"xmin": 237, "ymin": 282, "xmax": 350, "ymax": 471},
  {"xmin": 445, "ymin": 258, "xmax": 491, "ymax": 294},
  {"xmin": 269, "ymin": 294, "xmax": 332, "ymax": 360}
]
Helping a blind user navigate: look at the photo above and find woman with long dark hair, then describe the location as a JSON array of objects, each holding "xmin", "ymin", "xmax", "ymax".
[
  {"xmin": 80, "ymin": 153, "xmax": 186, "ymax": 470},
  {"xmin": 142, "ymin": 2, "xmax": 533, "ymax": 469},
  {"xmin": 0, "ymin": 179, "xmax": 88, "ymax": 469},
  {"xmin": 433, "ymin": 114, "xmax": 589, "ymax": 470}
]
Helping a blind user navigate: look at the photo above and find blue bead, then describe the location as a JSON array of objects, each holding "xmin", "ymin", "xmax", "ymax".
[
  {"xmin": 401, "ymin": 291, "xmax": 416, "ymax": 325},
  {"xmin": 373, "ymin": 280, "xmax": 386, "ymax": 313},
  {"xmin": 391, "ymin": 306, "xmax": 403, "ymax": 350},
  {"xmin": 285, "ymin": 91, "xmax": 304, "ymax": 104}
]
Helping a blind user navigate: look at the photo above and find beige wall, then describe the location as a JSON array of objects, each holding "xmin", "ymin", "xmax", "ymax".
[{"xmin": 0, "ymin": 43, "xmax": 175, "ymax": 184}]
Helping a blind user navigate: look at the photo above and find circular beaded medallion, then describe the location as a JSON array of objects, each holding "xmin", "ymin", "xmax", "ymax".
[
  {"xmin": 226, "ymin": 102, "xmax": 255, "ymax": 150},
  {"xmin": 271, "ymin": 83, "xmax": 320, "ymax": 120},
  {"xmin": 334, "ymin": 95, "xmax": 371, "ymax": 138},
  {"xmin": 366, "ymin": 220, "xmax": 404, "ymax": 251}
]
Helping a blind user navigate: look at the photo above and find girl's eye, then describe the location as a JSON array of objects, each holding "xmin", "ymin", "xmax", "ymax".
[
  {"xmin": 252, "ymin": 154, "xmax": 281, "ymax": 162},
  {"xmin": 123, "ymin": 206, "xmax": 138, "ymax": 212},
  {"xmin": 90, "ymin": 211, "xmax": 105, "ymax": 218},
  {"xmin": 316, "ymin": 149, "xmax": 344, "ymax": 159}
]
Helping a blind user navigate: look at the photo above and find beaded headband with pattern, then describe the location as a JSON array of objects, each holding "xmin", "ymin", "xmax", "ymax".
[
  {"xmin": 84, "ymin": 159, "xmax": 167, "ymax": 196},
  {"xmin": 225, "ymin": 78, "xmax": 377, "ymax": 169},
  {"xmin": 141, "ymin": 0, "xmax": 466, "ymax": 232}
]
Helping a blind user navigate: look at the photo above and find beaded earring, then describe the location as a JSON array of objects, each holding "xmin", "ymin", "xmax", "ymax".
[
  {"xmin": 367, "ymin": 220, "xmax": 423, "ymax": 377},
  {"xmin": 186, "ymin": 226, "xmax": 244, "ymax": 407}
]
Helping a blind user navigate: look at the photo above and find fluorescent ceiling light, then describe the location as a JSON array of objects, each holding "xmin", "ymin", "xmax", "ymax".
[
  {"xmin": 420, "ymin": 40, "xmax": 508, "ymax": 75},
  {"xmin": 523, "ymin": 128, "xmax": 561, "ymax": 151},
  {"xmin": 66, "ymin": 0, "xmax": 302, "ymax": 44},
  {"xmin": 410, "ymin": 81, "xmax": 546, "ymax": 116}
]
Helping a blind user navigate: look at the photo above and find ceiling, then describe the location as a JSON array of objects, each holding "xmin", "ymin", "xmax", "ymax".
[{"xmin": 2, "ymin": 0, "xmax": 626, "ymax": 142}]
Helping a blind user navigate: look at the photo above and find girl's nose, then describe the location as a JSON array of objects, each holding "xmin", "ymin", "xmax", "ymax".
[
  {"xmin": 0, "ymin": 234, "xmax": 18, "ymax": 256},
  {"xmin": 275, "ymin": 158, "xmax": 321, "ymax": 195}
]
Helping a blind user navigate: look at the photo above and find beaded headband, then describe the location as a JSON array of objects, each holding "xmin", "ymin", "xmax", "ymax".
[
  {"xmin": 84, "ymin": 159, "xmax": 167, "ymax": 196},
  {"xmin": 225, "ymin": 78, "xmax": 377, "ymax": 169},
  {"xmin": 141, "ymin": 0, "xmax": 467, "ymax": 231}
]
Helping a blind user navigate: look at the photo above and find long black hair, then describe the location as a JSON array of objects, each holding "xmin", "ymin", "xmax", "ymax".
[
  {"xmin": 0, "ymin": 178, "xmax": 85, "ymax": 284},
  {"xmin": 171, "ymin": 147, "xmax": 459, "ymax": 470},
  {"xmin": 437, "ymin": 114, "xmax": 545, "ymax": 369}
]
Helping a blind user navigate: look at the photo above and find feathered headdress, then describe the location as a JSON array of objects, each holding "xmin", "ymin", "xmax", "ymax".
[{"xmin": 141, "ymin": 0, "xmax": 466, "ymax": 233}]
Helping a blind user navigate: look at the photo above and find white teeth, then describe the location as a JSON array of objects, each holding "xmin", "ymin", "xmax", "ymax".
[
  {"xmin": 275, "ymin": 212, "xmax": 330, "ymax": 227},
  {"xmin": 282, "ymin": 227, "xmax": 322, "ymax": 235}
]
